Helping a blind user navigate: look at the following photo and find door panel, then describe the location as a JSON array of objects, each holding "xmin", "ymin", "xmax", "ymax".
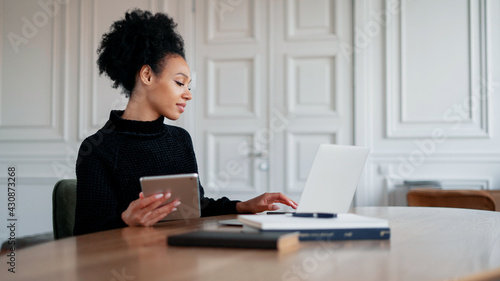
[
  {"xmin": 195, "ymin": 0, "xmax": 268, "ymax": 200},
  {"xmin": 272, "ymin": 0, "xmax": 353, "ymax": 200},
  {"xmin": 195, "ymin": 0, "xmax": 352, "ymax": 202}
]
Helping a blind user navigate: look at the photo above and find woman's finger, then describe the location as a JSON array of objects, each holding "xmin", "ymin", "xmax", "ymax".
[
  {"xmin": 143, "ymin": 200, "xmax": 181, "ymax": 225},
  {"xmin": 134, "ymin": 192, "xmax": 172, "ymax": 210},
  {"xmin": 136, "ymin": 194, "xmax": 172, "ymax": 218},
  {"xmin": 142, "ymin": 199, "xmax": 176, "ymax": 221},
  {"xmin": 268, "ymin": 194, "xmax": 297, "ymax": 208},
  {"xmin": 122, "ymin": 193, "xmax": 172, "ymax": 226}
]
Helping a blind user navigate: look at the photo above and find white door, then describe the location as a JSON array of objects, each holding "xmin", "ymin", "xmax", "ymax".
[{"xmin": 194, "ymin": 0, "xmax": 353, "ymax": 202}]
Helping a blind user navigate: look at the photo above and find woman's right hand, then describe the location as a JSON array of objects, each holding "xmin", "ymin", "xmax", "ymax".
[{"xmin": 121, "ymin": 192, "xmax": 180, "ymax": 227}]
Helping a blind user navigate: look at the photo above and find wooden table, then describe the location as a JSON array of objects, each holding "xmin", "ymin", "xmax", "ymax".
[{"xmin": 3, "ymin": 207, "xmax": 500, "ymax": 281}]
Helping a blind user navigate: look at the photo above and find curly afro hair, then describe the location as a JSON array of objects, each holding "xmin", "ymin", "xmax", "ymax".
[{"xmin": 97, "ymin": 9, "xmax": 185, "ymax": 96}]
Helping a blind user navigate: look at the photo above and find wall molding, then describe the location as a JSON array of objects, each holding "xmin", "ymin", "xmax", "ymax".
[
  {"xmin": 352, "ymin": 0, "xmax": 373, "ymax": 207},
  {"xmin": 385, "ymin": 0, "xmax": 489, "ymax": 139},
  {"xmin": 0, "ymin": 150, "xmax": 78, "ymax": 180},
  {"xmin": 285, "ymin": 54, "xmax": 339, "ymax": 117},
  {"xmin": 370, "ymin": 151, "xmax": 500, "ymax": 163},
  {"xmin": 285, "ymin": 0, "xmax": 337, "ymax": 41},
  {"xmin": 0, "ymin": 1, "xmax": 68, "ymax": 141},
  {"xmin": 78, "ymin": 0, "xmax": 95, "ymax": 140},
  {"xmin": 206, "ymin": 0, "xmax": 259, "ymax": 44},
  {"xmin": 206, "ymin": 55, "xmax": 260, "ymax": 118}
]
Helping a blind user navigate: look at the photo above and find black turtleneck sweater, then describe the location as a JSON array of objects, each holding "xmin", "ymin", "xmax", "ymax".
[{"xmin": 73, "ymin": 110, "xmax": 240, "ymax": 236}]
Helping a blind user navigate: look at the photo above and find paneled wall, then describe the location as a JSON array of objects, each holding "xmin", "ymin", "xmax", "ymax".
[
  {"xmin": 273, "ymin": 0, "xmax": 353, "ymax": 199},
  {"xmin": 194, "ymin": 0, "xmax": 270, "ymax": 200},
  {"xmin": 0, "ymin": 0, "xmax": 191, "ymax": 242},
  {"xmin": 354, "ymin": 0, "xmax": 500, "ymax": 206},
  {"xmin": 193, "ymin": 0, "xmax": 353, "ymax": 202},
  {"xmin": 1, "ymin": 0, "xmax": 499, "ymax": 242}
]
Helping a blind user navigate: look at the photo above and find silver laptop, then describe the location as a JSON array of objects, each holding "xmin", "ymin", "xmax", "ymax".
[
  {"xmin": 295, "ymin": 144, "xmax": 370, "ymax": 214},
  {"xmin": 219, "ymin": 144, "xmax": 370, "ymax": 225}
]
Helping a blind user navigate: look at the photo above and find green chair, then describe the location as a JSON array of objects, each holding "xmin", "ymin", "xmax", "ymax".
[{"xmin": 52, "ymin": 179, "xmax": 77, "ymax": 239}]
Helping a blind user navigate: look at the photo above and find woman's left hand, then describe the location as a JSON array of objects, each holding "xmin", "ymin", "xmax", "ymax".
[{"xmin": 236, "ymin": 192, "xmax": 298, "ymax": 214}]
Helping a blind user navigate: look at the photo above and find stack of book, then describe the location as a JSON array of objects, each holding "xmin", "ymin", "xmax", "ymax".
[
  {"xmin": 238, "ymin": 213, "xmax": 390, "ymax": 241},
  {"xmin": 167, "ymin": 213, "xmax": 390, "ymax": 250}
]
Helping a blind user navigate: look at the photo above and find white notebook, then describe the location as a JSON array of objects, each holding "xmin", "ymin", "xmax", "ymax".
[{"xmin": 238, "ymin": 214, "xmax": 389, "ymax": 231}]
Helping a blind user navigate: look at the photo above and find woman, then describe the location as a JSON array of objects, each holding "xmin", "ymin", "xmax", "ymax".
[{"xmin": 74, "ymin": 9, "xmax": 297, "ymax": 236}]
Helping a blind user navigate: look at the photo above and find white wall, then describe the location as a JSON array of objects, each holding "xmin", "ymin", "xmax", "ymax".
[
  {"xmin": 0, "ymin": 0, "xmax": 190, "ymax": 242},
  {"xmin": 0, "ymin": 0, "xmax": 499, "ymax": 242},
  {"xmin": 354, "ymin": 0, "xmax": 500, "ymax": 206}
]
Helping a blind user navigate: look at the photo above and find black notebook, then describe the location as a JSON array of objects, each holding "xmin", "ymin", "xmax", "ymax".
[{"xmin": 167, "ymin": 230, "xmax": 300, "ymax": 251}]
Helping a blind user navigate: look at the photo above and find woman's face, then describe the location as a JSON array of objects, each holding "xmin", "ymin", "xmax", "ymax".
[{"xmin": 147, "ymin": 55, "xmax": 192, "ymax": 120}]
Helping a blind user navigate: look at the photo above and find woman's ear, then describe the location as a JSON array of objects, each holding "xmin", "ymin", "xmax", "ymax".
[{"xmin": 139, "ymin": 65, "xmax": 153, "ymax": 85}]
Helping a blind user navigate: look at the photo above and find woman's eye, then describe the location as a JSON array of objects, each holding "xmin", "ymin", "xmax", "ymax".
[{"xmin": 175, "ymin": 81, "xmax": 184, "ymax": 87}]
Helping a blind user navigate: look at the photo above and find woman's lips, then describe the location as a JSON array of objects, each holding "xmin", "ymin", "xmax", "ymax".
[{"xmin": 176, "ymin": 103, "xmax": 186, "ymax": 113}]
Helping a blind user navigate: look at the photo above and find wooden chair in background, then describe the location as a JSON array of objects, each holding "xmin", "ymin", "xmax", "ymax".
[{"xmin": 407, "ymin": 189, "xmax": 500, "ymax": 211}]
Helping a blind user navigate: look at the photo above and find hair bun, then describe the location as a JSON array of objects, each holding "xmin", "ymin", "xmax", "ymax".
[{"xmin": 97, "ymin": 9, "xmax": 185, "ymax": 96}]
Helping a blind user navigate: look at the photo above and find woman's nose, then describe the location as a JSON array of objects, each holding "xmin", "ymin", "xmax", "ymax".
[{"xmin": 182, "ymin": 89, "xmax": 192, "ymax": 101}]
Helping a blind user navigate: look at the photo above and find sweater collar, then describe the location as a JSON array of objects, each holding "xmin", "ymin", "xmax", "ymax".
[{"xmin": 106, "ymin": 110, "xmax": 165, "ymax": 135}]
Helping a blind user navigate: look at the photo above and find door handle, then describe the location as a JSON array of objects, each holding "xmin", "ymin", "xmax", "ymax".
[
  {"xmin": 247, "ymin": 151, "xmax": 269, "ymax": 158},
  {"xmin": 248, "ymin": 151, "xmax": 270, "ymax": 171}
]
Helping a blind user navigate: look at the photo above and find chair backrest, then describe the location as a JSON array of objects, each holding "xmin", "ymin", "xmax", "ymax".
[
  {"xmin": 52, "ymin": 179, "xmax": 77, "ymax": 239},
  {"xmin": 407, "ymin": 188, "xmax": 496, "ymax": 211}
]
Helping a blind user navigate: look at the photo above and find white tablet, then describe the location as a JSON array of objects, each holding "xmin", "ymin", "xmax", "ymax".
[{"xmin": 140, "ymin": 173, "xmax": 201, "ymax": 221}]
